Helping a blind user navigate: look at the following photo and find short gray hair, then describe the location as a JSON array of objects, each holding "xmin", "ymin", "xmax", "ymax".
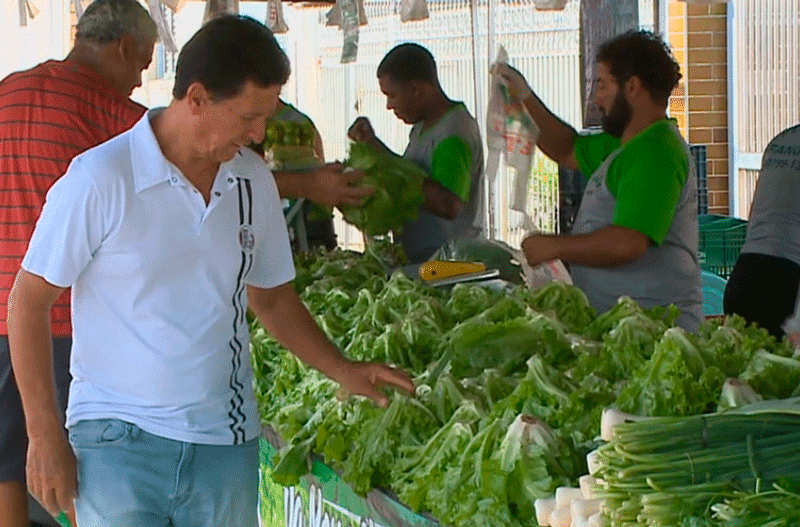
[{"xmin": 76, "ymin": 0, "xmax": 158, "ymax": 48}]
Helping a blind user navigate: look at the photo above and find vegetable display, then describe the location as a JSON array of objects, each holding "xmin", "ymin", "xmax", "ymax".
[
  {"xmin": 593, "ymin": 409, "xmax": 800, "ymax": 527},
  {"xmin": 251, "ymin": 245, "xmax": 800, "ymax": 527},
  {"xmin": 339, "ymin": 142, "xmax": 427, "ymax": 236}
]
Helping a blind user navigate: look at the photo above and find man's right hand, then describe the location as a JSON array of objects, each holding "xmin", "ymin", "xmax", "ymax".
[
  {"xmin": 347, "ymin": 117, "xmax": 376, "ymax": 144},
  {"xmin": 494, "ymin": 63, "xmax": 533, "ymax": 101},
  {"xmin": 27, "ymin": 432, "xmax": 77, "ymax": 527}
]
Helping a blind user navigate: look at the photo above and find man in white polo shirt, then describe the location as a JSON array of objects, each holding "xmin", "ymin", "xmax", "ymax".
[{"xmin": 6, "ymin": 15, "xmax": 413, "ymax": 527}]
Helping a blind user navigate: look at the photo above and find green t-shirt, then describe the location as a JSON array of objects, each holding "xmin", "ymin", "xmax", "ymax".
[
  {"xmin": 430, "ymin": 135, "xmax": 473, "ymax": 202},
  {"xmin": 574, "ymin": 119, "xmax": 689, "ymax": 245}
]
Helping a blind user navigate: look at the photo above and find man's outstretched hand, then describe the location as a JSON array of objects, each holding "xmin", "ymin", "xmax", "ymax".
[
  {"xmin": 333, "ymin": 361, "xmax": 415, "ymax": 408},
  {"xmin": 306, "ymin": 162, "xmax": 375, "ymax": 207}
]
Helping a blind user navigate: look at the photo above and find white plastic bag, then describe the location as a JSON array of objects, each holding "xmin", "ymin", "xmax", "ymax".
[
  {"xmin": 513, "ymin": 232, "xmax": 572, "ymax": 291},
  {"xmin": 520, "ymin": 258, "xmax": 572, "ymax": 291},
  {"xmin": 486, "ymin": 46, "xmax": 540, "ymax": 228},
  {"xmin": 400, "ymin": 0, "xmax": 429, "ymax": 22},
  {"xmin": 782, "ymin": 285, "xmax": 800, "ymax": 349}
]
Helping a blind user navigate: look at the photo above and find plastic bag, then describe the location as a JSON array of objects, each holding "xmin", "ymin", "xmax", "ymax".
[
  {"xmin": 203, "ymin": 0, "xmax": 238, "ymax": 23},
  {"xmin": 265, "ymin": 0, "xmax": 289, "ymax": 34},
  {"xmin": 325, "ymin": 0, "xmax": 367, "ymax": 27},
  {"xmin": 72, "ymin": 0, "xmax": 84, "ymax": 19},
  {"xmin": 519, "ymin": 257, "xmax": 572, "ymax": 291},
  {"xmin": 400, "ymin": 0, "xmax": 429, "ymax": 22},
  {"xmin": 146, "ymin": 0, "xmax": 179, "ymax": 53},
  {"xmin": 486, "ymin": 46, "xmax": 540, "ymax": 228},
  {"xmin": 533, "ymin": 0, "xmax": 567, "ymax": 10},
  {"xmin": 515, "ymin": 230, "xmax": 572, "ymax": 290},
  {"xmin": 782, "ymin": 285, "xmax": 800, "ymax": 349}
]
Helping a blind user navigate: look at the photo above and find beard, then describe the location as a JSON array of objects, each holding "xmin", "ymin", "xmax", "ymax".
[{"xmin": 601, "ymin": 91, "xmax": 633, "ymax": 138}]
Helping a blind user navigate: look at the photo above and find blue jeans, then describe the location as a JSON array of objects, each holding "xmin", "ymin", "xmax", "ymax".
[{"xmin": 68, "ymin": 419, "xmax": 258, "ymax": 527}]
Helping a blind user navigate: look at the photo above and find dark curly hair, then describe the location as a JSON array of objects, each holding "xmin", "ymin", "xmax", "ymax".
[{"xmin": 596, "ymin": 30, "xmax": 682, "ymax": 107}]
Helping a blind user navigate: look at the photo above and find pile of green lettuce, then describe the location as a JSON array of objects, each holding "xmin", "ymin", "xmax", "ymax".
[
  {"xmin": 250, "ymin": 246, "xmax": 800, "ymax": 527},
  {"xmin": 339, "ymin": 142, "xmax": 427, "ymax": 236}
]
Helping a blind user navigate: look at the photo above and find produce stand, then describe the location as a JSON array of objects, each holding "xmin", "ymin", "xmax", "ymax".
[
  {"xmin": 259, "ymin": 428, "xmax": 441, "ymax": 527},
  {"xmin": 253, "ymin": 243, "xmax": 800, "ymax": 527}
]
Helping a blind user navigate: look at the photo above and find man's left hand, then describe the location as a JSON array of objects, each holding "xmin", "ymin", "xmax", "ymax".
[
  {"xmin": 521, "ymin": 233, "xmax": 560, "ymax": 267},
  {"xmin": 334, "ymin": 361, "xmax": 415, "ymax": 408}
]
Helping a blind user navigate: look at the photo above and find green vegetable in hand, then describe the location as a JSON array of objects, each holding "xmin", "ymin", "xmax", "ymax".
[{"xmin": 340, "ymin": 142, "xmax": 427, "ymax": 236}]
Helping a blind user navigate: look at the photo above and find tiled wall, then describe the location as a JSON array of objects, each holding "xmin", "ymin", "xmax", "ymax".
[{"xmin": 668, "ymin": 1, "xmax": 730, "ymax": 215}]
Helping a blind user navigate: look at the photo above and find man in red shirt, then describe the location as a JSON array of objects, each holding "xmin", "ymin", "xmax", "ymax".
[{"xmin": 0, "ymin": 1, "xmax": 157, "ymax": 525}]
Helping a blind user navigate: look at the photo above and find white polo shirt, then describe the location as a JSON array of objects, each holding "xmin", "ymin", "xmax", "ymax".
[{"xmin": 22, "ymin": 110, "xmax": 295, "ymax": 445}]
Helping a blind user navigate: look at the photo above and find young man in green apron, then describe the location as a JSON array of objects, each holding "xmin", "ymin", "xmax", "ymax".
[
  {"xmin": 497, "ymin": 30, "xmax": 702, "ymax": 332},
  {"xmin": 347, "ymin": 43, "xmax": 484, "ymax": 264}
]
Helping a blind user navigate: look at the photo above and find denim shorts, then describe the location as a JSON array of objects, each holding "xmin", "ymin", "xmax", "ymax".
[{"xmin": 68, "ymin": 419, "xmax": 258, "ymax": 527}]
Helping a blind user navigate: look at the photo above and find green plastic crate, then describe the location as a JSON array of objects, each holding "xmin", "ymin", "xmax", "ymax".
[{"xmin": 698, "ymin": 214, "xmax": 747, "ymax": 278}]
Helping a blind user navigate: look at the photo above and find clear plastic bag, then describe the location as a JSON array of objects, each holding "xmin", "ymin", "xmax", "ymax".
[
  {"xmin": 325, "ymin": 0, "xmax": 367, "ymax": 27},
  {"xmin": 265, "ymin": 0, "xmax": 289, "ymax": 33},
  {"xmin": 203, "ymin": 0, "xmax": 239, "ymax": 23},
  {"xmin": 146, "ymin": 0, "xmax": 179, "ymax": 52},
  {"xmin": 400, "ymin": 0, "xmax": 429, "ymax": 22},
  {"xmin": 516, "ymin": 230, "xmax": 572, "ymax": 290},
  {"xmin": 486, "ymin": 46, "xmax": 540, "ymax": 227},
  {"xmin": 533, "ymin": 0, "xmax": 567, "ymax": 10},
  {"xmin": 782, "ymin": 285, "xmax": 800, "ymax": 350}
]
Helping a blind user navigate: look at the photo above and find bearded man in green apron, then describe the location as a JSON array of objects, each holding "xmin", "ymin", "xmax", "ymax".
[{"xmin": 497, "ymin": 30, "xmax": 702, "ymax": 332}]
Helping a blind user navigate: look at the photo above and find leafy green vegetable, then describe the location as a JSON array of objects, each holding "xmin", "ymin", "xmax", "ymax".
[{"xmin": 340, "ymin": 142, "xmax": 427, "ymax": 236}]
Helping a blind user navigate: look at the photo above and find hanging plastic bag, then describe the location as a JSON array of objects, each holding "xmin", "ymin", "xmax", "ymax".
[
  {"xmin": 533, "ymin": 0, "xmax": 567, "ymax": 10},
  {"xmin": 19, "ymin": 0, "xmax": 40, "ymax": 25},
  {"xmin": 486, "ymin": 46, "xmax": 540, "ymax": 228},
  {"xmin": 339, "ymin": 0, "xmax": 360, "ymax": 63},
  {"xmin": 325, "ymin": 0, "xmax": 367, "ymax": 28},
  {"xmin": 265, "ymin": 0, "xmax": 289, "ymax": 34},
  {"xmin": 147, "ymin": 0, "xmax": 178, "ymax": 53},
  {"xmin": 160, "ymin": 0, "xmax": 188, "ymax": 11},
  {"xmin": 72, "ymin": 0, "xmax": 85, "ymax": 20},
  {"xmin": 400, "ymin": 0, "xmax": 428, "ymax": 22},
  {"xmin": 203, "ymin": 0, "xmax": 238, "ymax": 24}
]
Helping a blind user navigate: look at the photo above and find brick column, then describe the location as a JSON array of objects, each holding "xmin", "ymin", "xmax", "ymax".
[{"xmin": 668, "ymin": 1, "xmax": 730, "ymax": 215}]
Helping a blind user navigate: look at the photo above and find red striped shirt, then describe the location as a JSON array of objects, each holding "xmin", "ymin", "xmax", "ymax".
[{"xmin": 0, "ymin": 60, "xmax": 146, "ymax": 335}]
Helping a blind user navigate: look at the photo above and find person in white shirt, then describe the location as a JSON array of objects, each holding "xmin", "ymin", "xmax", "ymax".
[{"xmin": 7, "ymin": 15, "xmax": 413, "ymax": 527}]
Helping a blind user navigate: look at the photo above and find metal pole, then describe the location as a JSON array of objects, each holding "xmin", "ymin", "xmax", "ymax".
[
  {"xmin": 727, "ymin": 0, "xmax": 739, "ymax": 217},
  {"xmin": 486, "ymin": 0, "xmax": 497, "ymax": 238}
]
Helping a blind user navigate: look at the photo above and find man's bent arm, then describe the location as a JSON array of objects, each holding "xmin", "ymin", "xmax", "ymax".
[
  {"xmin": 422, "ymin": 178, "xmax": 464, "ymax": 220},
  {"xmin": 522, "ymin": 225, "xmax": 650, "ymax": 268},
  {"xmin": 520, "ymin": 92, "xmax": 580, "ymax": 171},
  {"xmin": 249, "ymin": 283, "xmax": 350, "ymax": 379}
]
